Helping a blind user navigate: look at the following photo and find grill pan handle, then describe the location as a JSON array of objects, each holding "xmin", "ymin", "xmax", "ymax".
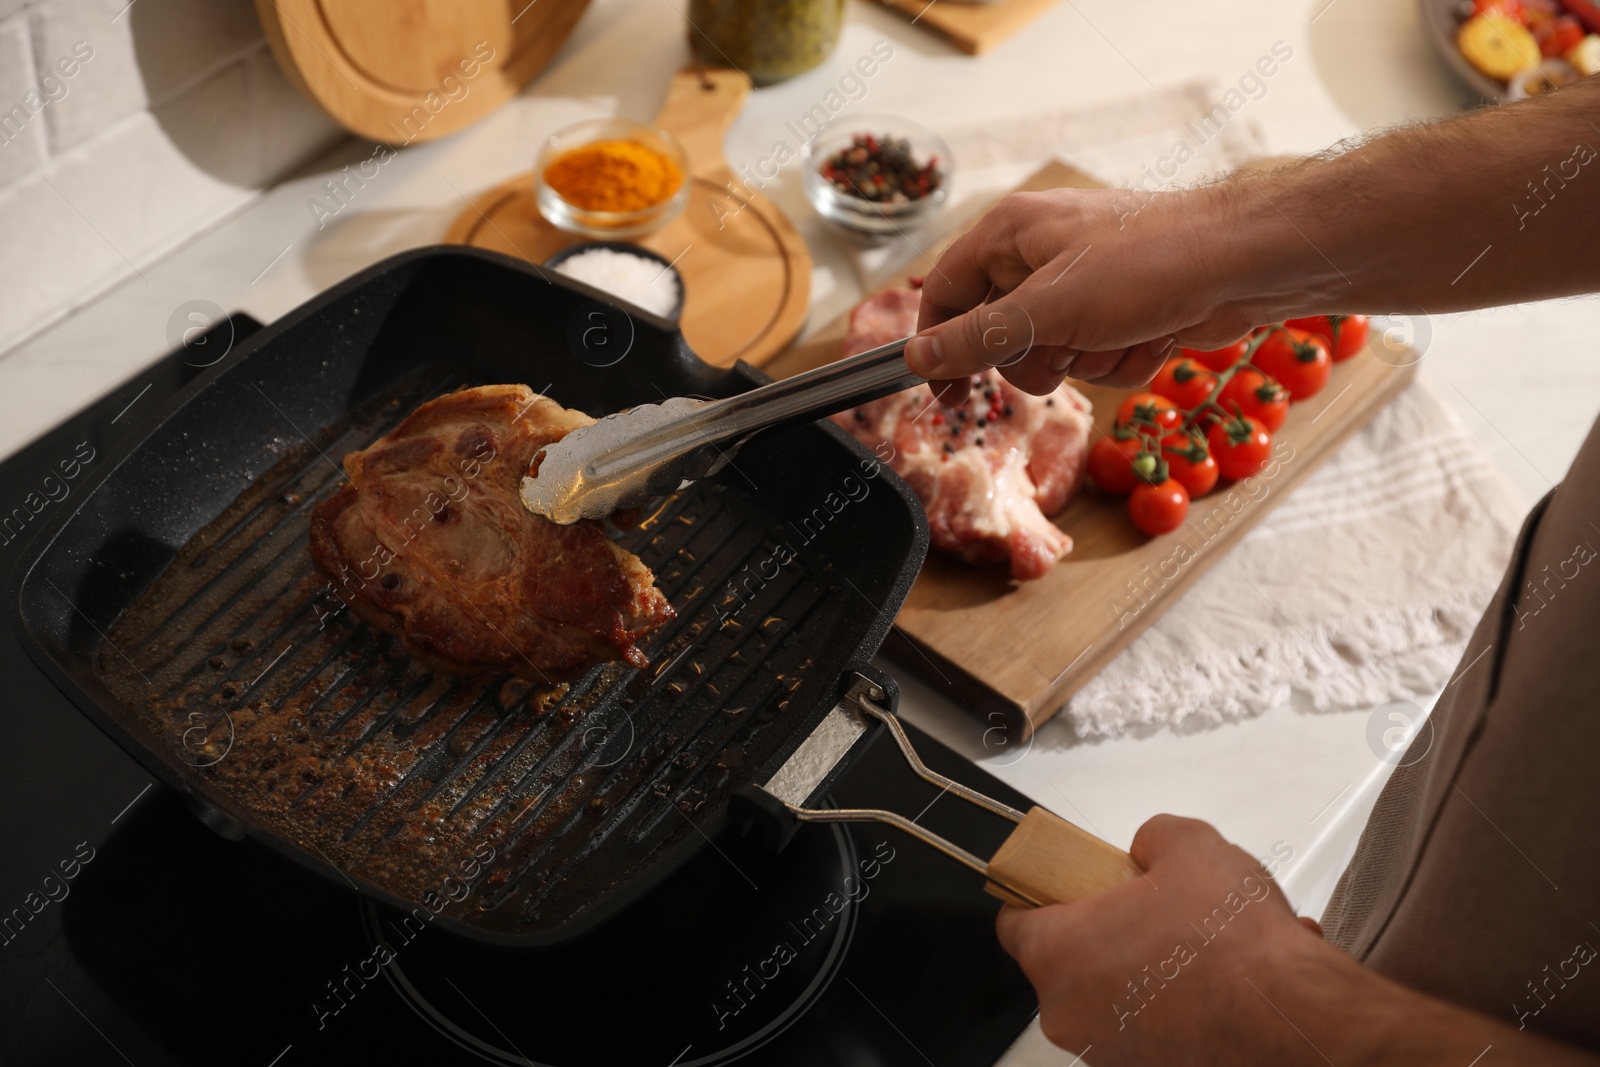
[
  {"xmin": 982, "ymin": 807, "xmax": 1141, "ymax": 908},
  {"xmin": 760, "ymin": 673, "xmax": 1141, "ymax": 908}
]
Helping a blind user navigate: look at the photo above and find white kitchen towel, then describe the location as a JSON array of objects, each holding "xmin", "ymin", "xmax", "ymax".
[
  {"xmin": 1062, "ymin": 377, "xmax": 1526, "ymax": 736},
  {"xmin": 839, "ymin": 82, "xmax": 1527, "ymax": 735}
]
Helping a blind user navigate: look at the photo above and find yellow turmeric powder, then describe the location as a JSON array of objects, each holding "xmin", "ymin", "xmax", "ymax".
[{"xmin": 543, "ymin": 139, "xmax": 683, "ymax": 213}]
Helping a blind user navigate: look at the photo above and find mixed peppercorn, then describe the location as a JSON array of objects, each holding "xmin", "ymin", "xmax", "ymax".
[
  {"xmin": 819, "ymin": 133, "xmax": 943, "ymax": 203},
  {"xmin": 922, "ymin": 380, "xmax": 1019, "ymax": 457}
]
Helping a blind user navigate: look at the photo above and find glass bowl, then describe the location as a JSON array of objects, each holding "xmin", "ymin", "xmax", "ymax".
[
  {"xmin": 802, "ymin": 115, "xmax": 951, "ymax": 237},
  {"xmin": 535, "ymin": 119, "xmax": 689, "ymax": 239},
  {"xmin": 544, "ymin": 241, "xmax": 685, "ymax": 321}
]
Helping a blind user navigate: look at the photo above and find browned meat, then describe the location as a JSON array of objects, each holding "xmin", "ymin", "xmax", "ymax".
[
  {"xmin": 834, "ymin": 284, "xmax": 1093, "ymax": 581},
  {"xmin": 308, "ymin": 384, "xmax": 673, "ymax": 681}
]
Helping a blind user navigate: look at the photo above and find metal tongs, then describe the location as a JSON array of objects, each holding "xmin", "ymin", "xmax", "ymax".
[{"xmin": 520, "ymin": 337, "xmax": 923, "ymax": 524}]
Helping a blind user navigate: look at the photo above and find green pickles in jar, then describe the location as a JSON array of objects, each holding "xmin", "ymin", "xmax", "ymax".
[{"xmin": 687, "ymin": 0, "xmax": 846, "ymax": 85}]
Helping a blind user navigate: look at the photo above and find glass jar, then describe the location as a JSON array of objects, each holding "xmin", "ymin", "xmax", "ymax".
[{"xmin": 687, "ymin": 0, "xmax": 846, "ymax": 86}]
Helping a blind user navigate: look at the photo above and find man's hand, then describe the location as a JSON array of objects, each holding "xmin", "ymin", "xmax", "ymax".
[
  {"xmin": 995, "ymin": 815, "xmax": 1323, "ymax": 1064},
  {"xmin": 907, "ymin": 189, "xmax": 1259, "ymax": 400},
  {"xmin": 996, "ymin": 815, "xmax": 1600, "ymax": 1066}
]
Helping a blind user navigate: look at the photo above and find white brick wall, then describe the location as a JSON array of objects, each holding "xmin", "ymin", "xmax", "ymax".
[{"xmin": 0, "ymin": 0, "xmax": 346, "ymax": 356}]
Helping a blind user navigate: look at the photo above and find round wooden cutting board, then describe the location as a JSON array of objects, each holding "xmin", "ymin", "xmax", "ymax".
[
  {"xmin": 443, "ymin": 68, "xmax": 811, "ymax": 369},
  {"xmin": 255, "ymin": 0, "xmax": 589, "ymax": 144}
]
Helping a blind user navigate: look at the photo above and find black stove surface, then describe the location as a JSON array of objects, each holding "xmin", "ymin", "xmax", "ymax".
[{"xmin": 0, "ymin": 318, "xmax": 1038, "ymax": 1067}]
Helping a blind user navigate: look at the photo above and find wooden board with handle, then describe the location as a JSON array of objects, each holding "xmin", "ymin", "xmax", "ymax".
[
  {"xmin": 767, "ymin": 160, "xmax": 1417, "ymax": 737},
  {"xmin": 256, "ymin": 0, "xmax": 589, "ymax": 144},
  {"xmin": 870, "ymin": 0, "xmax": 1061, "ymax": 56},
  {"xmin": 444, "ymin": 67, "xmax": 810, "ymax": 369}
]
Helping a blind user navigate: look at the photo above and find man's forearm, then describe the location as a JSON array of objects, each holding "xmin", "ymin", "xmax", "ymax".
[
  {"xmin": 1270, "ymin": 936, "xmax": 1599, "ymax": 1066},
  {"xmin": 1205, "ymin": 77, "xmax": 1600, "ymax": 324}
]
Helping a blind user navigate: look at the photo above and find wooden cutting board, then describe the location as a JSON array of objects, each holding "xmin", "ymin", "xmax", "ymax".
[
  {"xmin": 444, "ymin": 67, "xmax": 810, "ymax": 369},
  {"xmin": 256, "ymin": 0, "xmax": 589, "ymax": 143},
  {"xmin": 767, "ymin": 160, "xmax": 1417, "ymax": 736},
  {"xmin": 870, "ymin": 0, "xmax": 1061, "ymax": 56}
]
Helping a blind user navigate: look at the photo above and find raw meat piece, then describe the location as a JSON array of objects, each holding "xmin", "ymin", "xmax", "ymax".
[
  {"xmin": 842, "ymin": 282, "xmax": 923, "ymax": 356},
  {"xmin": 309, "ymin": 384, "xmax": 674, "ymax": 681},
  {"xmin": 833, "ymin": 285, "xmax": 1092, "ymax": 581}
]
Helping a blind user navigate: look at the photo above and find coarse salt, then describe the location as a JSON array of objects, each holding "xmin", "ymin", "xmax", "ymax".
[{"xmin": 552, "ymin": 247, "xmax": 680, "ymax": 319}]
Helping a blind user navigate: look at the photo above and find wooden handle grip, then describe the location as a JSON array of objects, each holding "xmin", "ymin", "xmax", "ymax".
[
  {"xmin": 655, "ymin": 67, "xmax": 749, "ymax": 179},
  {"xmin": 984, "ymin": 806, "xmax": 1140, "ymax": 908}
]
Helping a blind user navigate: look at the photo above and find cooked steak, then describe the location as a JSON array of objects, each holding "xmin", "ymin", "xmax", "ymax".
[
  {"xmin": 834, "ymin": 284, "xmax": 1093, "ymax": 581},
  {"xmin": 308, "ymin": 384, "xmax": 674, "ymax": 681}
]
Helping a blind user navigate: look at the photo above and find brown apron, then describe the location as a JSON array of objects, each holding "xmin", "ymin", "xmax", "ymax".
[{"xmin": 1323, "ymin": 415, "xmax": 1600, "ymax": 1047}]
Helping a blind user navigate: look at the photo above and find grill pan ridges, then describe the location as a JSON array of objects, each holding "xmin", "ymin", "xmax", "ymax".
[{"xmin": 10, "ymin": 246, "xmax": 928, "ymax": 947}]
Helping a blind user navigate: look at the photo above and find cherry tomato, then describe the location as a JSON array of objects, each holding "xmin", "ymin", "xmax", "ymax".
[
  {"xmin": 1150, "ymin": 357, "xmax": 1218, "ymax": 410},
  {"xmin": 1087, "ymin": 434, "xmax": 1147, "ymax": 495},
  {"xmin": 1217, "ymin": 366, "xmax": 1290, "ymax": 432},
  {"xmin": 1285, "ymin": 314, "xmax": 1369, "ymax": 362},
  {"xmin": 1473, "ymin": 0, "xmax": 1524, "ymax": 20},
  {"xmin": 1535, "ymin": 14, "xmax": 1584, "ymax": 55},
  {"xmin": 1179, "ymin": 339, "xmax": 1250, "ymax": 373},
  {"xmin": 1161, "ymin": 431, "xmax": 1218, "ymax": 498},
  {"xmin": 1128, "ymin": 478, "xmax": 1190, "ymax": 536},
  {"xmin": 1519, "ymin": 0, "xmax": 1559, "ymax": 29},
  {"xmin": 1116, "ymin": 392, "xmax": 1181, "ymax": 435},
  {"xmin": 1206, "ymin": 414, "xmax": 1273, "ymax": 481},
  {"xmin": 1251, "ymin": 327, "xmax": 1331, "ymax": 400}
]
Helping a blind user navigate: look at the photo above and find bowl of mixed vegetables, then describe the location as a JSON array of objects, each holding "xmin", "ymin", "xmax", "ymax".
[{"xmin": 1422, "ymin": 0, "xmax": 1600, "ymax": 100}]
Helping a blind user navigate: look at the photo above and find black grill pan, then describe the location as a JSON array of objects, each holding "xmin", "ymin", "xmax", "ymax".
[{"xmin": 9, "ymin": 246, "xmax": 927, "ymax": 948}]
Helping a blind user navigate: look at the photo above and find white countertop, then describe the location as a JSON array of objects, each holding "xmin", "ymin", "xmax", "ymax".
[{"xmin": 4, "ymin": 0, "xmax": 1599, "ymax": 1063}]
